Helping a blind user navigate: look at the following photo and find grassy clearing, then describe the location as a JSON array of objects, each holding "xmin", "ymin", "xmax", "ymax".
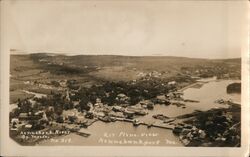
[{"xmin": 10, "ymin": 90, "xmax": 34, "ymax": 104}]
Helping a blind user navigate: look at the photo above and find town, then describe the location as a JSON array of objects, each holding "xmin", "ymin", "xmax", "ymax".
[{"xmin": 10, "ymin": 53, "xmax": 241, "ymax": 146}]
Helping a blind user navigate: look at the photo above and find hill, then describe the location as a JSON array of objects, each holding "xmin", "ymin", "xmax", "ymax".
[{"xmin": 11, "ymin": 53, "xmax": 241, "ymax": 81}]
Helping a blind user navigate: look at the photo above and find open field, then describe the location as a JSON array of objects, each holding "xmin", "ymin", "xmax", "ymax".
[{"xmin": 10, "ymin": 90, "xmax": 34, "ymax": 104}]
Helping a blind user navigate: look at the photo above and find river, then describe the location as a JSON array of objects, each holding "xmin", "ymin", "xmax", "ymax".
[{"xmin": 37, "ymin": 79, "xmax": 240, "ymax": 146}]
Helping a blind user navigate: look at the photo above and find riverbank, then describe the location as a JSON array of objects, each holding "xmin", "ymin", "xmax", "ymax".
[
  {"xmin": 35, "ymin": 79, "xmax": 240, "ymax": 146},
  {"xmin": 10, "ymin": 78, "xmax": 241, "ymax": 146},
  {"xmin": 174, "ymin": 103, "xmax": 241, "ymax": 147}
]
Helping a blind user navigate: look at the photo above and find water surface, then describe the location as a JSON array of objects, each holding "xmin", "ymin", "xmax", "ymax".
[{"xmin": 38, "ymin": 79, "xmax": 240, "ymax": 146}]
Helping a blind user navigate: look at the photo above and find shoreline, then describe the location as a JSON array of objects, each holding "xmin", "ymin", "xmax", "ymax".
[{"xmin": 10, "ymin": 78, "xmax": 241, "ymax": 146}]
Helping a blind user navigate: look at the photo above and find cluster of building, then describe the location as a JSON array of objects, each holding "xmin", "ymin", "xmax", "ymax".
[
  {"xmin": 173, "ymin": 125, "xmax": 206, "ymax": 146},
  {"xmin": 173, "ymin": 106, "xmax": 240, "ymax": 147},
  {"xmin": 10, "ymin": 111, "xmax": 48, "ymax": 132}
]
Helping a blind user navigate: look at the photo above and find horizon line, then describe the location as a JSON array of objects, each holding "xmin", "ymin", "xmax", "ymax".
[{"xmin": 10, "ymin": 49, "xmax": 241, "ymax": 60}]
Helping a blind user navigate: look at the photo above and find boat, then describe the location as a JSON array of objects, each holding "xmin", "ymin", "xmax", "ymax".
[
  {"xmin": 98, "ymin": 116, "xmax": 112, "ymax": 123},
  {"xmin": 133, "ymin": 119, "xmax": 141, "ymax": 126},
  {"xmin": 76, "ymin": 129, "xmax": 91, "ymax": 137},
  {"xmin": 147, "ymin": 123, "xmax": 154, "ymax": 128}
]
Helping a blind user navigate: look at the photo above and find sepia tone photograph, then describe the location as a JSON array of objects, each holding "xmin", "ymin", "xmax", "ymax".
[
  {"xmin": 1, "ymin": 0, "xmax": 249, "ymax": 157},
  {"xmin": 9, "ymin": 50, "xmax": 241, "ymax": 147}
]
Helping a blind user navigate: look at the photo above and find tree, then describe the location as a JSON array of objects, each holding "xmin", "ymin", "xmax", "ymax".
[
  {"xmin": 56, "ymin": 116, "xmax": 64, "ymax": 123},
  {"xmin": 51, "ymin": 80, "xmax": 60, "ymax": 87},
  {"xmin": 68, "ymin": 116, "xmax": 77, "ymax": 123},
  {"xmin": 19, "ymin": 99, "xmax": 32, "ymax": 113},
  {"xmin": 45, "ymin": 108, "xmax": 54, "ymax": 120},
  {"xmin": 29, "ymin": 120, "xmax": 44, "ymax": 130},
  {"xmin": 63, "ymin": 101, "xmax": 74, "ymax": 110},
  {"xmin": 79, "ymin": 97, "xmax": 90, "ymax": 111},
  {"xmin": 54, "ymin": 104, "xmax": 63, "ymax": 115}
]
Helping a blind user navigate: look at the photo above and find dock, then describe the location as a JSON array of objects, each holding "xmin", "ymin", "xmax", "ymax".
[
  {"xmin": 151, "ymin": 123, "xmax": 175, "ymax": 130},
  {"xmin": 113, "ymin": 117, "xmax": 175, "ymax": 130},
  {"xmin": 178, "ymin": 82, "xmax": 203, "ymax": 92}
]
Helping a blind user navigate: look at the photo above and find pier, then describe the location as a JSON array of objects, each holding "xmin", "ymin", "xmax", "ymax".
[{"xmin": 114, "ymin": 117, "xmax": 175, "ymax": 130}]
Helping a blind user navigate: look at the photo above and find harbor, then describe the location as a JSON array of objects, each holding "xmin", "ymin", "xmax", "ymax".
[{"xmin": 37, "ymin": 79, "xmax": 240, "ymax": 146}]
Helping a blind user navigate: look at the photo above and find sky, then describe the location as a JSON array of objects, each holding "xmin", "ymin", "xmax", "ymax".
[{"xmin": 4, "ymin": 0, "xmax": 248, "ymax": 58}]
